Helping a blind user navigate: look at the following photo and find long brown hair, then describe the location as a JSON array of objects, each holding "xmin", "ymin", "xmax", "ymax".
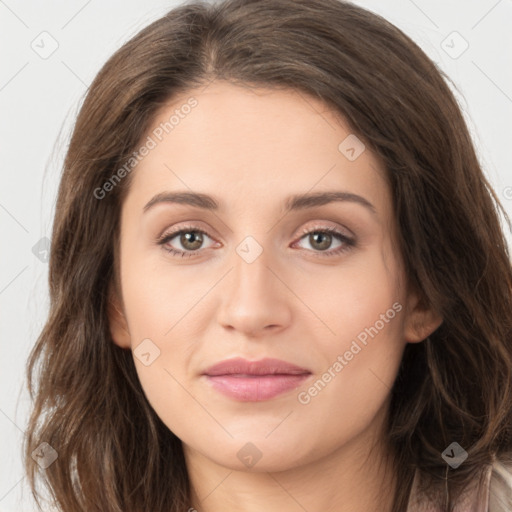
[{"xmin": 24, "ymin": 0, "xmax": 512, "ymax": 510}]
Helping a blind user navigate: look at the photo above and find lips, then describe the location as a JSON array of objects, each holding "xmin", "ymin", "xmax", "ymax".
[
  {"xmin": 203, "ymin": 357, "xmax": 311, "ymax": 377},
  {"xmin": 202, "ymin": 357, "xmax": 312, "ymax": 401}
]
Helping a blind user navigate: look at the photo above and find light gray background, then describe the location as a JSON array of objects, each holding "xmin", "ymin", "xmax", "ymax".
[{"xmin": 1, "ymin": 0, "xmax": 511, "ymax": 510}]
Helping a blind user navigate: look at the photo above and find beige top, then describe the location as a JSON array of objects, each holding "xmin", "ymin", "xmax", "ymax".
[{"xmin": 405, "ymin": 458, "xmax": 512, "ymax": 511}]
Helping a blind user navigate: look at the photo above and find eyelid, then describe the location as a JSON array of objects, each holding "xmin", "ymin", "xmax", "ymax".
[
  {"xmin": 157, "ymin": 219, "xmax": 353, "ymax": 242},
  {"xmin": 296, "ymin": 221, "xmax": 354, "ymax": 239}
]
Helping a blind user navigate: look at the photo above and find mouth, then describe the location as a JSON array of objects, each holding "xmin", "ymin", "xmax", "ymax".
[{"xmin": 202, "ymin": 357, "xmax": 312, "ymax": 401}]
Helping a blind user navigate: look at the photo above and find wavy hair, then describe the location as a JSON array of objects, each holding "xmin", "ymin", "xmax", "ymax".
[{"xmin": 24, "ymin": 0, "xmax": 512, "ymax": 510}]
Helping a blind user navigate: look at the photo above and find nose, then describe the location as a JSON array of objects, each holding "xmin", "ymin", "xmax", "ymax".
[{"xmin": 215, "ymin": 241, "xmax": 292, "ymax": 338}]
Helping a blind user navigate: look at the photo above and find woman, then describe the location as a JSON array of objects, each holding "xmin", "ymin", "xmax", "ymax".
[{"xmin": 24, "ymin": 0, "xmax": 512, "ymax": 510}]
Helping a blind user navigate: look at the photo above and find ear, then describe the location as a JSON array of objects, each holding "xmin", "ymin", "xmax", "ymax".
[
  {"xmin": 403, "ymin": 288, "xmax": 443, "ymax": 343},
  {"xmin": 107, "ymin": 281, "xmax": 131, "ymax": 349}
]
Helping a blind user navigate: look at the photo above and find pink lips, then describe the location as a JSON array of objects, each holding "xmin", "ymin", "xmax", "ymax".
[{"xmin": 202, "ymin": 357, "xmax": 312, "ymax": 401}]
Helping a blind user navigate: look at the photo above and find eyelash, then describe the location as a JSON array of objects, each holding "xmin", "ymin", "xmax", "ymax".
[{"xmin": 156, "ymin": 224, "xmax": 356, "ymax": 259}]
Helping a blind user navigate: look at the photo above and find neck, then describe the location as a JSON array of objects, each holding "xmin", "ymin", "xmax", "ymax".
[{"xmin": 184, "ymin": 406, "xmax": 397, "ymax": 512}]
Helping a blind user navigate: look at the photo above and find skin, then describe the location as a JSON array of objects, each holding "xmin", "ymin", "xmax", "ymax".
[{"xmin": 108, "ymin": 80, "xmax": 442, "ymax": 512}]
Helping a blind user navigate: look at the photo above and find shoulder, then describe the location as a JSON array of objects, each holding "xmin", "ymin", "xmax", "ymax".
[{"xmin": 489, "ymin": 455, "xmax": 512, "ymax": 512}]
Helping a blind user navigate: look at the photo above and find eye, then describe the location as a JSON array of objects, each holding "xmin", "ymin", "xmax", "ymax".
[
  {"xmin": 293, "ymin": 225, "xmax": 356, "ymax": 258},
  {"xmin": 157, "ymin": 226, "xmax": 217, "ymax": 258},
  {"xmin": 156, "ymin": 224, "xmax": 356, "ymax": 259}
]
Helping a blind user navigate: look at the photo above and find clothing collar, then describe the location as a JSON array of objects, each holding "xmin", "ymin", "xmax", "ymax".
[{"xmin": 405, "ymin": 463, "xmax": 493, "ymax": 511}]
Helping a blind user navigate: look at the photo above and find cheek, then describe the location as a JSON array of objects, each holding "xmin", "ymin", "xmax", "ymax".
[
  {"xmin": 292, "ymin": 248, "xmax": 406, "ymax": 420},
  {"xmin": 118, "ymin": 252, "xmax": 214, "ymax": 419},
  {"xmin": 295, "ymin": 246, "xmax": 404, "ymax": 351},
  {"xmin": 291, "ymin": 309, "xmax": 405, "ymax": 467},
  {"xmin": 120, "ymin": 246, "xmax": 213, "ymax": 342}
]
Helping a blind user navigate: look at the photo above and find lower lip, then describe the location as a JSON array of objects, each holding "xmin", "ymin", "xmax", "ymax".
[{"xmin": 204, "ymin": 374, "xmax": 311, "ymax": 401}]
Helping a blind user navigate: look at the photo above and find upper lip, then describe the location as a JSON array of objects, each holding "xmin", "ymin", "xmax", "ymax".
[{"xmin": 202, "ymin": 357, "xmax": 311, "ymax": 376}]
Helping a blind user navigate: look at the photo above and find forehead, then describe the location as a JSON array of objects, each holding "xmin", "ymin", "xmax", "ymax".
[{"xmin": 124, "ymin": 81, "xmax": 390, "ymax": 217}]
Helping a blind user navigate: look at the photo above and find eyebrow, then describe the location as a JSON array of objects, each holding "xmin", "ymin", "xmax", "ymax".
[{"xmin": 143, "ymin": 190, "xmax": 377, "ymax": 216}]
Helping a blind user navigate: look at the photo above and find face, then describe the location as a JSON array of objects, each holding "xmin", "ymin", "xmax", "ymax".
[{"xmin": 109, "ymin": 81, "xmax": 441, "ymax": 473}]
